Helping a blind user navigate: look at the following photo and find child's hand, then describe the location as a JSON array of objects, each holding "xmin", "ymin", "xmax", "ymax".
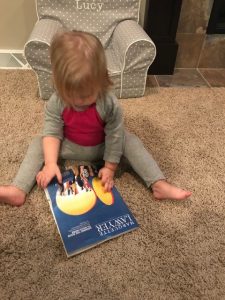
[
  {"xmin": 98, "ymin": 167, "xmax": 115, "ymax": 192},
  {"xmin": 36, "ymin": 163, "xmax": 62, "ymax": 189}
]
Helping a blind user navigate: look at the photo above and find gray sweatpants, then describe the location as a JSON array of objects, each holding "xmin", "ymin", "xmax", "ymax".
[{"xmin": 12, "ymin": 131, "xmax": 165, "ymax": 193}]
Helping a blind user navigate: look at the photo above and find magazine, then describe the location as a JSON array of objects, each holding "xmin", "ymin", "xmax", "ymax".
[{"xmin": 45, "ymin": 165, "xmax": 139, "ymax": 257}]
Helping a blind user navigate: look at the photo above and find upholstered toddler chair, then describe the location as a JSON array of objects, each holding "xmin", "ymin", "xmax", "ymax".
[{"xmin": 24, "ymin": 0, "xmax": 156, "ymax": 99}]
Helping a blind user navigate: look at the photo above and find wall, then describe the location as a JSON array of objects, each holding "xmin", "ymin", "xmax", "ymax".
[
  {"xmin": 0, "ymin": 0, "xmax": 37, "ymax": 50},
  {"xmin": 139, "ymin": 0, "xmax": 146, "ymax": 26},
  {"xmin": 176, "ymin": 0, "xmax": 225, "ymax": 68},
  {"xmin": 0, "ymin": 0, "xmax": 146, "ymax": 50}
]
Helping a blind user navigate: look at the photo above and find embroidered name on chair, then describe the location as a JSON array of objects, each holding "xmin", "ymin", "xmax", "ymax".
[{"xmin": 75, "ymin": 0, "xmax": 104, "ymax": 12}]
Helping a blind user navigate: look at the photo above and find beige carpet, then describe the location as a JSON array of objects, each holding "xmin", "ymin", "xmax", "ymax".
[{"xmin": 1, "ymin": 70, "xmax": 225, "ymax": 300}]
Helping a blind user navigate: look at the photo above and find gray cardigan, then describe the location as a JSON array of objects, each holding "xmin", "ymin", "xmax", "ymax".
[{"xmin": 43, "ymin": 92, "xmax": 125, "ymax": 164}]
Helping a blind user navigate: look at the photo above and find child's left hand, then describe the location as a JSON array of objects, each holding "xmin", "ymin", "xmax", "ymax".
[{"xmin": 98, "ymin": 167, "xmax": 115, "ymax": 192}]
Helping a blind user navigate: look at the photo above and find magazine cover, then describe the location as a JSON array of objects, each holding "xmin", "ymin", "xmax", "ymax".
[{"xmin": 45, "ymin": 165, "xmax": 139, "ymax": 257}]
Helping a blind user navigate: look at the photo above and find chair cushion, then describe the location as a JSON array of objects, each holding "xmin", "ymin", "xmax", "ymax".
[
  {"xmin": 36, "ymin": 0, "xmax": 140, "ymax": 47},
  {"xmin": 105, "ymin": 48, "xmax": 121, "ymax": 75}
]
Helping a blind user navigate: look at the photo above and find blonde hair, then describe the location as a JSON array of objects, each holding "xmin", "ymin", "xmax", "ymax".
[{"xmin": 50, "ymin": 30, "xmax": 112, "ymax": 105}]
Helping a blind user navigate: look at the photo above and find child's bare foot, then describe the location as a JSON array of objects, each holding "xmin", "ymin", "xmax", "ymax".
[
  {"xmin": 151, "ymin": 180, "xmax": 192, "ymax": 201},
  {"xmin": 0, "ymin": 185, "xmax": 26, "ymax": 206}
]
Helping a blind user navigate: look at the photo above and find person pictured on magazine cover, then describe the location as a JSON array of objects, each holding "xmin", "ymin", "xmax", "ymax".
[
  {"xmin": 0, "ymin": 30, "xmax": 192, "ymax": 206},
  {"xmin": 70, "ymin": 165, "xmax": 92, "ymax": 193},
  {"xmin": 79, "ymin": 165, "xmax": 93, "ymax": 192}
]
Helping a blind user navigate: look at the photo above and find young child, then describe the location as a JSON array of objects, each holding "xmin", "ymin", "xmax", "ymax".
[{"xmin": 0, "ymin": 30, "xmax": 191, "ymax": 206}]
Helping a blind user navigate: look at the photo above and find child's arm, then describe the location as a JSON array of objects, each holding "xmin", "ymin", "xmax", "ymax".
[
  {"xmin": 42, "ymin": 93, "xmax": 64, "ymax": 141},
  {"xmin": 36, "ymin": 136, "xmax": 62, "ymax": 188},
  {"xmin": 37, "ymin": 93, "xmax": 64, "ymax": 189},
  {"xmin": 43, "ymin": 136, "xmax": 60, "ymax": 166},
  {"xmin": 101, "ymin": 94, "xmax": 124, "ymax": 165},
  {"xmin": 97, "ymin": 94, "xmax": 124, "ymax": 191},
  {"xmin": 98, "ymin": 161, "xmax": 117, "ymax": 192}
]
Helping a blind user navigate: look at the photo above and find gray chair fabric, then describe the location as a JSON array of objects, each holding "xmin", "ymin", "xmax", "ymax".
[{"xmin": 24, "ymin": 0, "xmax": 156, "ymax": 99}]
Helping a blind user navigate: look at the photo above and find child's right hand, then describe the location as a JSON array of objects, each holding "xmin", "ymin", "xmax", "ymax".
[{"xmin": 36, "ymin": 163, "xmax": 62, "ymax": 189}]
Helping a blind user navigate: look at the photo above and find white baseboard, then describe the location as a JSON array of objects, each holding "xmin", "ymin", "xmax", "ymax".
[
  {"xmin": 0, "ymin": 50, "xmax": 30, "ymax": 69},
  {"xmin": 0, "ymin": 49, "xmax": 23, "ymax": 53}
]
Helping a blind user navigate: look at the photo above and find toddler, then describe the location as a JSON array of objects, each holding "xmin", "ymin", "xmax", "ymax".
[{"xmin": 0, "ymin": 30, "xmax": 191, "ymax": 206}]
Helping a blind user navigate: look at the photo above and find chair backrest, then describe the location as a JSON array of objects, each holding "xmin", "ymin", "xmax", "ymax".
[{"xmin": 36, "ymin": 0, "xmax": 140, "ymax": 47}]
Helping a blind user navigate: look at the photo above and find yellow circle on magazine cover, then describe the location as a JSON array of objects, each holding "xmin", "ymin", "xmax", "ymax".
[
  {"xmin": 56, "ymin": 190, "xmax": 97, "ymax": 215},
  {"xmin": 92, "ymin": 177, "xmax": 114, "ymax": 205}
]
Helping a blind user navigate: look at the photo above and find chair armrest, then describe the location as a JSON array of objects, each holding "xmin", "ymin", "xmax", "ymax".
[
  {"xmin": 24, "ymin": 19, "xmax": 63, "ymax": 70},
  {"xmin": 111, "ymin": 20, "xmax": 156, "ymax": 71}
]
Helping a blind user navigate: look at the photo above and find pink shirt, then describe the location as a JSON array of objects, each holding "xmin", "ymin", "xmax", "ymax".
[{"xmin": 62, "ymin": 104, "xmax": 105, "ymax": 146}]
